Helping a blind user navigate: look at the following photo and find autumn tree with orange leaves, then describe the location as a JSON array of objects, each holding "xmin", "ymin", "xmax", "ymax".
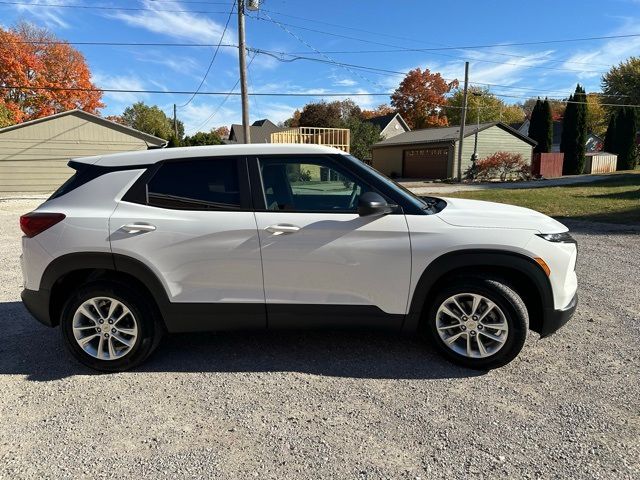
[
  {"xmin": 361, "ymin": 104, "xmax": 396, "ymax": 119},
  {"xmin": 391, "ymin": 68, "xmax": 458, "ymax": 129},
  {"xmin": 0, "ymin": 23, "xmax": 103, "ymax": 126}
]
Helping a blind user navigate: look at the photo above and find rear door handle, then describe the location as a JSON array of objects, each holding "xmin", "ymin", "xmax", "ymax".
[
  {"xmin": 265, "ymin": 224, "xmax": 300, "ymax": 235},
  {"xmin": 121, "ymin": 223, "xmax": 156, "ymax": 234}
]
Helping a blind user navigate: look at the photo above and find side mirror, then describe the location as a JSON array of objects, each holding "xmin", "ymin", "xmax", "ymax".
[{"xmin": 358, "ymin": 192, "xmax": 393, "ymax": 217}]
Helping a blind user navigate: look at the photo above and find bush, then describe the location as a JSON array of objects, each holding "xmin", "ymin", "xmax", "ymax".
[{"xmin": 471, "ymin": 152, "xmax": 531, "ymax": 181}]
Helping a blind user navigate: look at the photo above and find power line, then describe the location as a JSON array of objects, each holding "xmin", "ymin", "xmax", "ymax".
[
  {"xmin": 178, "ymin": 0, "xmax": 236, "ymax": 108},
  {"xmin": 187, "ymin": 51, "xmax": 257, "ymax": 134},
  {"xmin": 1, "ymin": 85, "xmax": 637, "ymax": 108},
  {"xmin": 253, "ymin": 15, "xmax": 615, "ymax": 75},
  {"xmin": 259, "ymin": 10, "xmax": 383, "ymax": 89},
  {"xmin": 0, "ymin": 1, "xmax": 230, "ymax": 14}
]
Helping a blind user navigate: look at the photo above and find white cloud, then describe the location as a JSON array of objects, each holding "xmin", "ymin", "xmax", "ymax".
[
  {"xmin": 12, "ymin": 0, "xmax": 71, "ymax": 28},
  {"xmin": 560, "ymin": 20, "xmax": 640, "ymax": 80},
  {"xmin": 333, "ymin": 78, "xmax": 358, "ymax": 87},
  {"xmin": 111, "ymin": 0, "xmax": 235, "ymax": 44},
  {"xmin": 92, "ymin": 72, "xmax": 150, "ymax": 106}
]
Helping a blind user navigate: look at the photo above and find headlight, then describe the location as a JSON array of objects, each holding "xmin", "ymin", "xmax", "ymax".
[{"xmin": 536, "ymin": 232, "xmax": 576, "ymax": 244}]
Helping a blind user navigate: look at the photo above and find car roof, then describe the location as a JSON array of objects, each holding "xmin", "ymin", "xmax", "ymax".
[{"xmin": 73, "ymin": 144, "xmax": 349, "ymax": 167}]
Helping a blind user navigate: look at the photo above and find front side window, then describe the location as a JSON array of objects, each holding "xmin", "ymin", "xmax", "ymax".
[
  {"xmin": 259, "ymin": 157, "xmax": 369, "ymax": 212},
  {"xmin": 147, "ymin": 158, "xmax": 240, "ymax": 210}
]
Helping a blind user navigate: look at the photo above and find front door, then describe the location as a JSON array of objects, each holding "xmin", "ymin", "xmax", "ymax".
[{"xmin": 252, "ymin": 155, "xmax": 412, "ymax": 329}]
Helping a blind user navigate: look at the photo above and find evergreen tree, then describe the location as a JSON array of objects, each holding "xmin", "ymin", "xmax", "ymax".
[
  {"xmin": 540, "ymin": 99, "xmax": 553, "ymax": 153},
  {"xmin": 616, "ymin": 107, "xmax": 639, "ymax": 170},
  {"xmin": 603, "ymin": 111, "xmax": 618, "ymax": 154},
  {"xmin": 529, "ymin": 99, "xmax": 542, "ymax": 152},
  {"xmin": 561, "ymin": 85, "xmax": 587, "ymax": 174}
]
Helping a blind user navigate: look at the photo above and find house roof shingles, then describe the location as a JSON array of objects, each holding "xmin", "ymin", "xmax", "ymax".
[{"xmin": 373, "ymin": 122, "xmax": 536, "ymax": 148}]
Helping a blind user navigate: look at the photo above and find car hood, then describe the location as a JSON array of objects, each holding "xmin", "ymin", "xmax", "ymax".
[{"xmin": 435, "ymin": 197, "xmax": 568, "ymax": 233}]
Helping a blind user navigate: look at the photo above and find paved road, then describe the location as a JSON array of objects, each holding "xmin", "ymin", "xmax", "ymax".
[{"xmin": 1, "ymin": 199, "xmax": 639, "ymax": 479}]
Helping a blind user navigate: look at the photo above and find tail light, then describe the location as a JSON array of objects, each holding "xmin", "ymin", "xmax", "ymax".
[{"xmin": 20, "ymin": 212, "xmax": 66, "ymax": 238}]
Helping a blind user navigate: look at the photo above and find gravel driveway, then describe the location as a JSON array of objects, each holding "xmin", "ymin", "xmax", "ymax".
[{"xmin": 0, "ymin": 199, "xmax": 638, "ymax": 479}]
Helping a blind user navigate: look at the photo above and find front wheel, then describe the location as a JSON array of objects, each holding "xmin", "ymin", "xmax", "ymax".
[
  {"xmin": 60, "ymin": 281, "xmax": 163, "ymax": 372},
  {"xmin": 424, "ymin": 277, "xmax": 529, "ymax": 369}
]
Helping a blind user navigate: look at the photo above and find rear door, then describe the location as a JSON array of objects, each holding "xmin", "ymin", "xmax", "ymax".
[
  {"xmin": 109, "ymin": 156, "xmax": 265, "ymax": 331},
  {"xmin": 251, "ymin": 155, "xmax": 412, "ymax": 329}
]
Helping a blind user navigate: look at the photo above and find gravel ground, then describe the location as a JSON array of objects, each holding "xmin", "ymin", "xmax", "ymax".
[{"xmin": 0, "ymin": 198, "xmax": 638, "ymax": 479}]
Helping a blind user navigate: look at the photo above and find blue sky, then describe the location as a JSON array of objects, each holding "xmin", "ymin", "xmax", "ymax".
[{"xmin": 2, "ymin": 0, "xmax": 640, "ymax": 133}]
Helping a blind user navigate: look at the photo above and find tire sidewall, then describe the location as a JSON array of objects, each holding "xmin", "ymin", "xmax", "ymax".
[
  {"xmin": 60, "ymin": 282, "xmax": 157, "ymax": 372},
  {"xmin": 426, "ymin": 279, "xmax": 528, "ymax": 369}
]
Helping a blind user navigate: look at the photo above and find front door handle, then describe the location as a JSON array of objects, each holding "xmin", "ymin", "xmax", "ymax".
[
  {"xmin": 265, "ymin": 224, "xmax": 300, "ymax": 235},
  {"xmin": 121, "ymin": 223, "xmax": 156, "ymax": 234}
]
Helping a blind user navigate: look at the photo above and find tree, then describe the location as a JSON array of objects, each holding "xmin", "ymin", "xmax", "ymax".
[
  {"xmin": 528, "ymin": 99, "xmax": 542, "ymax": 150},
  {"xmin": 120, "ymin": 102, "xmax": 184, "ymax": 140},
  {"xmin": 361, "ymin": 104, "xmax": 396, "ymax": 119},
  {"xmin": 560, "ymin": 85, "xmax": 587, "ymax": 175},
  {"xmin": 529, "ymin": 99, "xmax": 553, "ymax": 153},
  {"xmin": 585, "ymin": 93, "xmax": 608, "ymax": 137},
  {"xmin": 0, "ymin": 103, "xmax": 12, "ymax": 128},
  {"xmin": 0, "ymin": 23, "xmax": 103, "ymax": 125},
  {"xmin": 446, "ymin": 87, "xmax": 525, "ymax": 126},
  {"xmin": 182, "ymin": 131, "xmax": 224, "ymax": 146},
  {"xmin": 603, "ymin": 112, "xmax": 617, "ymax": 153},
  {"xmin": 282, "ymin": 109, "xmax": 301, "ymax": 127},
  {"xmin": 520, "ymin": 97, "xmax": 565, "ymax": 121},
  {"xmin": 602, "ymin": 57, "xmax": 640, "ymax": 108},
  {"xmin": 614, "ymin": 107, "xmax": 638, "ymax": 170},
  {"xmin": 391, "ymin": 68, "xmax": 457, "ymax": 129},
  {"xmin": 343, "ymin": 116, "xmax": 381, "ymax": 160},
  {"xmin": 213, "ymin": 126, "xmax": 229, "ymax": 138},
  {"xmin": 297, "ymin": 99, "xmax": 361, "ymax": 128}
]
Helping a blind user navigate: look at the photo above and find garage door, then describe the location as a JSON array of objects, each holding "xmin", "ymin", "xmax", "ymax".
[{"xmin": 403, "ymin": 147, "xmax": 449, "ymax": 179}]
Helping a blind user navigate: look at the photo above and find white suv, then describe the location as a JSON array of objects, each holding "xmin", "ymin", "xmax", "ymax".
[{"xmin": 20, "ymin": 144, "xmax": 578, "ymax": 372}]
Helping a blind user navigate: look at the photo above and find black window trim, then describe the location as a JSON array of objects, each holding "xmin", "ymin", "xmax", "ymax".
[
  {"xmin": 248, "ymin": 154, "xmax": 422, "ymax": 215},
  {"xmin": 121, "ymin": 155, "xmax": 252, "ymax": 212}
]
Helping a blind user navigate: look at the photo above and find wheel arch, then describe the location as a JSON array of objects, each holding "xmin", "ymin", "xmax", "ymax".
[
  {"xmin": 403, "ymin": 249, "xmax": 554, "ymax": 335},
  {"xmin": 41, "ymin": 252, "xmax": 170, "ymax": 327}
]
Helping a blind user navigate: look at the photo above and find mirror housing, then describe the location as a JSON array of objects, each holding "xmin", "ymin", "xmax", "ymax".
[{"xmin": 358, "ymin": 192, "xmax": 393, "ymax": 217}]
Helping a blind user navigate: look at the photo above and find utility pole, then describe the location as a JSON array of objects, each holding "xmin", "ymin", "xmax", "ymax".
[
  {"xmin": 472, "ymin": 91, "xmax": 482, "ymax": 162},
  {"xmin": 173, "ymin": 103, "xmax": 178, "ymax": 139},
  {"xmin": 237, "ymin": 0, "xmax": 251, "ymax": 144},
  {"xmin": 456, "ymin": 61, "xmax": 469, "ymax": 181}
]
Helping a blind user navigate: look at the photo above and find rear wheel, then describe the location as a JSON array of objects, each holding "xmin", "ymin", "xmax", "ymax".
[
  {"xmin": 424, "ymin": 277, "xmax": 528, "ymax": 369},
  {"xmin": 60, "ymin": 281, "xmax": 163, "ymax": 372}
]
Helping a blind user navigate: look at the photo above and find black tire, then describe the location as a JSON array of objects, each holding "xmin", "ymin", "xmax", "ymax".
[
  {"xmin": 60, "ymin": 281, "xmax": 164, "ymax": 372},
  {"xmin": 424, "ymin": 277, "xmax": 528, "ymax": 370}
]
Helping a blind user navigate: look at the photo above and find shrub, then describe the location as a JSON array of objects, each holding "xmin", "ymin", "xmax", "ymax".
[{"xmin": 472, "ymin": 152, "xmax": 531, "ymax": 181}]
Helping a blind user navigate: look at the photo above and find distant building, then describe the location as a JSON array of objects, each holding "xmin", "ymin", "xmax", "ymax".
[
  {"xmin": 371, "ymin": 122, "xmax": 536, "ymax": 179},
  {"xmin": 0, "ymin": 109, "xmax": 166, "ymax": 193},
  {"xmin": 227, "ymin": 119, "xmax": 286, "ymax": 144},
  {"xmin": 363, "ymin": 113, "xmax": 410, "ymax": 139}
]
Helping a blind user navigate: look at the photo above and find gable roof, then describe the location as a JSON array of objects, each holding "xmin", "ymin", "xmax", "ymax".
[
  {"xmin": 228, "ymin": 120, "xmax": 286, "ymax": 144},
  {"xmin": 373, "ymin": 122, "xmax": 536, "ymax": 147},
  {"xmin": 0, "ymin": 109, "xmax": 167, "ymax": 145},
  {"xmin": 364, "ymin": 113, "xmax": 410, "ymax": 132}
]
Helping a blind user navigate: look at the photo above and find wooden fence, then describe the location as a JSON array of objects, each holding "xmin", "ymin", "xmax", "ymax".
[
  {"xmin": 531, "ymin": 153, "xmax": 564, "ymax": 178},
  {"xmin": 270, "ymin": 127, "xmax": 350, "ymax": 153}
]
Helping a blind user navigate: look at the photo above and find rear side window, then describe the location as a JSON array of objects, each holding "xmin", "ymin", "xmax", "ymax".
[
  {"xmin": 49, "ymin": 162, "xmax": 103, "ymax": 200},
  {"xmin": 147, "ymin": 158, "xmax": 241, "ymax": 210}
]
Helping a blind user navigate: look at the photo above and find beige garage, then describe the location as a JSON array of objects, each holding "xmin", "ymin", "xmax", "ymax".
[
  {"xmin": 371, "ymin": 122, "xmax": 536, "ymax": 180},
  {"xmin": 0, "ymin": 109, "xmax": 166, "ymax": 194}
]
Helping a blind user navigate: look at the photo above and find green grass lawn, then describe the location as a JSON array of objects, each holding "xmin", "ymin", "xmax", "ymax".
[{"xmin": 442, "ymin": 171, "xmax": 640, "ymax": 225}]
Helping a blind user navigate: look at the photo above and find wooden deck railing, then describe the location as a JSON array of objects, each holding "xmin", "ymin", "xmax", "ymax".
[{"xmin": 270, "ymin": 127, "xmax": 350, "ymax": 153}]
